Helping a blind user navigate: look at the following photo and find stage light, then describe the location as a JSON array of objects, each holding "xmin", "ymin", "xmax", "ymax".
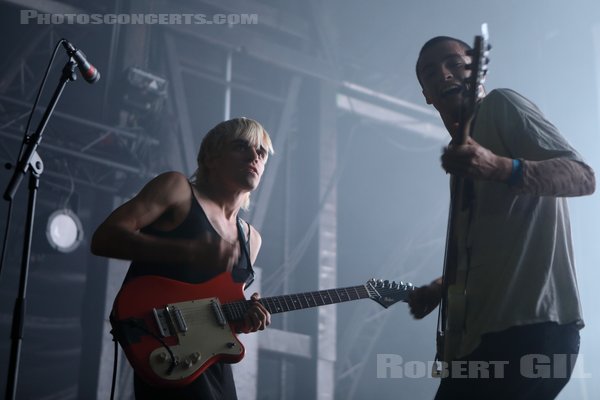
[
  {"xmin": 122, "ymin": 67, "xmax": 168, "ymax": 115},
  {"xmin": 45, "ymin": 209, "xmax": 83, "ymax": 253}
]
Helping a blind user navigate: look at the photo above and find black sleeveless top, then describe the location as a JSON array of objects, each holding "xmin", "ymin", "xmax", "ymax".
[
  {"xmin": 126, "ymin": 184, "xmax": 252, "ymax": 400},
  {"xmin": 125, "ymin": 184, "xmax": 254, "ymax": 287}
]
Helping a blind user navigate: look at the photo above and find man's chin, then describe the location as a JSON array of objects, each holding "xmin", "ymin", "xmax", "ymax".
[
  {"xmin": 444, "ymin": 93, "xmax": 464, "ymax": 106},
  {"xmin": 242, "ymin": 179, "xmax": 260, "ymax": 192},
  {"xmin": 433, "ymin": 104, "xmax": 457, "ymax": 121},
  {"xmin": 440, "ymin": 96, "xmax": 468, "ymax": 118}
]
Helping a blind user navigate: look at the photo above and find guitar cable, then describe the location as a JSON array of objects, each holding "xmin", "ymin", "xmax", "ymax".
[
  {"xmin": 112, "ymin": 318, "xmax": 179, "ymax": 381},
  {"xmin": 141, "ymin": 323, "xmax": 179, "ymax": 376},
  {"xmin": 109, "ymin": 319, "xmax": 180, "ymax": 398},
  {"xmin": 110, "ymin": 338, "xmax": 118, "ymax": 400}
]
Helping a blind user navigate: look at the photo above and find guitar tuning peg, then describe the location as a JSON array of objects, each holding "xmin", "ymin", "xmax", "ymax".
[
  {"xmin": 391, "ymin": 281, "xmax": 399, "ymax": 289},
  {"xmin": 383, "ymin": 280, "xmax": 390, "ymax": 288}
]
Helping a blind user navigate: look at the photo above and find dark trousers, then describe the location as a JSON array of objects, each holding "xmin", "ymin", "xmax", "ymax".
[{"xmin": 434, "ymin": 322, "xmax": 580, "ymax": 400}]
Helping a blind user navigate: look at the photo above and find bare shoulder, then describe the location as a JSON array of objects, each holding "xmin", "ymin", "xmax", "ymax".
[
  {"xmin": 91, "ymin": 171, "xmax": 193, "ymax": 257},
  {"xmin": 136, "ymin": 171, "xmax": 191, "ymax": 205},
  {"xmin": 143, "ymin": 170, "xmax": 190, "ymax": 193},
  {"xmin": 98, "ymin": 171, "xmax": 191, "ymax": 232}
]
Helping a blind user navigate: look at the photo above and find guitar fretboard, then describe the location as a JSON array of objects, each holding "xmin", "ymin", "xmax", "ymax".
[{"xmin": 222, "ymin": 285, "xmax": 370, "ymax": 322}]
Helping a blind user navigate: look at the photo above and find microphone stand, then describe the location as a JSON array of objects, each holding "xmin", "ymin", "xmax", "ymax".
[{"xmin": 3, "ymin": 59, "xmax": 77, "ymax": 400}]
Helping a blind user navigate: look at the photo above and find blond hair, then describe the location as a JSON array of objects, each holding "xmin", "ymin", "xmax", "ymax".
[{"xmin": 191, "ymin": 117, "xmax": 274, "ymax": 210}]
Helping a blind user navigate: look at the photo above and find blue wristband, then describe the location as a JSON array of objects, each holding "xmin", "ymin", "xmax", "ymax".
[{"xmin": 507, "ymin": 158, "xmax": 522, "ymax": 186}]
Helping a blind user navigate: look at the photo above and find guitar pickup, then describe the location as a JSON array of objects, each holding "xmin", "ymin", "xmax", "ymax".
[
  {"xmin": 210, "ymin": 299, "xmax": 227, "ymax": 327},
  {"xmin": 167, "ymin": 305, "xmax": 188, "ymax": 333}
]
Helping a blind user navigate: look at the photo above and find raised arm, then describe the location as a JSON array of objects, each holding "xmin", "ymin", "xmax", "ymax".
[
  {"xmin": 91, "ymin": 171, "xmax": 195, "ymax": 263},
  {"xmin": 91, "ymin": 171, "xmax": 239, "ymax": 269}
]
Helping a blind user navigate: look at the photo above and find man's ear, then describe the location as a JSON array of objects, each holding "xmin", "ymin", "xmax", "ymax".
[{"xmin": 422, "ymin": 88, "xmax": 433, "ymax": 105}]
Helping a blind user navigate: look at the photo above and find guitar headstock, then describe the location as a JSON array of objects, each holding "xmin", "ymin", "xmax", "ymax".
[
  {"xmin": 366, "ymin": 279, "xmax": 415, "ymax": 308},
  {"xmin": 456, "ymin": 23, "xmax": 491, "ymax": 144},
  {"xmin": 465, "ymin": 23, "xmax": 491, "ymax": 106}
]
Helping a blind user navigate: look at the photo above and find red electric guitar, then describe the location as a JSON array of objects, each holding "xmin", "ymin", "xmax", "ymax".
[{"xmin": 111, "ymin": 272, "xmax": 414, "ymax": 387}]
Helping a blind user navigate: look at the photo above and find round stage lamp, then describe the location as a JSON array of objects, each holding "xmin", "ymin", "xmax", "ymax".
[{"xmin": 46, "ymin": 209, "xmax": 83, "ymax": 253}]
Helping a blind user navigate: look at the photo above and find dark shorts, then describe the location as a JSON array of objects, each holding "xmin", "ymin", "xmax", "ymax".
[{"xmin": 435, "ymin": 321, "xmax": 580, "ymax": 400}]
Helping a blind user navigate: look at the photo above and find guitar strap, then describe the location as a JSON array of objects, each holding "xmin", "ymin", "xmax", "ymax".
[{"xmin": 236, "ymin": 217, "xmax": 255, "ymax": 289}]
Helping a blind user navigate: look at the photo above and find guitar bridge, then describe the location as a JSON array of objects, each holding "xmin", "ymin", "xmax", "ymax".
[{"xmin": 152, "ymin": 308, "xmax": 173, "ymax": 337}]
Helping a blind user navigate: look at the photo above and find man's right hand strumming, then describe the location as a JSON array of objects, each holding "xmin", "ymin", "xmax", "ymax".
[{"xmin": 193, "ymin": 233, "xmax": 242, "ymax": 273}]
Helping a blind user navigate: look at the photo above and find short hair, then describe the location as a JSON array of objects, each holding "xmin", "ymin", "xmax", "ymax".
[
  {"xmin": 415, "ymin": 36, "xmax": 472, "ymax": 87},
  {"xmin": 191, "ymin": 117, "xmax": 274, "ymax": 210}
]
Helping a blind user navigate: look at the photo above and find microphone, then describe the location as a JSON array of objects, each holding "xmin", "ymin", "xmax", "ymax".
[{"xmin": 61, "ymin": 39, "xmax": 100, "ymax": 84}]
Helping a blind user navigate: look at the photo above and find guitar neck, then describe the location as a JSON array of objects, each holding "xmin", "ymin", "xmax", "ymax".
[{"xmin": 222, "ymin": 285, "xmax": 370, "ymax": 322}]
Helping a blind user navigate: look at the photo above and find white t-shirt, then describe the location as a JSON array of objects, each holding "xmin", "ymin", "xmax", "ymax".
[{"xmin": 453, "ymin": 88, "xmax": 584, "ymax": 359}]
